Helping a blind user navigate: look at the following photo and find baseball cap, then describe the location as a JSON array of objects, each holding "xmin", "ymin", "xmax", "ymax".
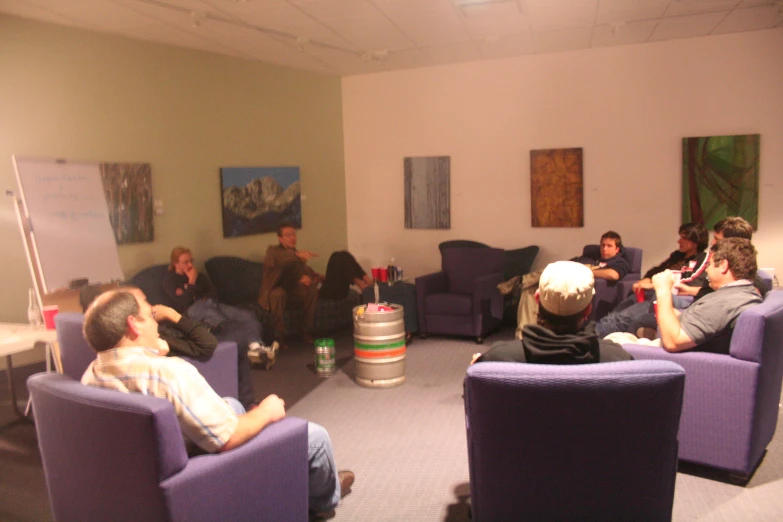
[{"xmin": 538, "ymin": 261, "xmax": 595, "ymax": 316}]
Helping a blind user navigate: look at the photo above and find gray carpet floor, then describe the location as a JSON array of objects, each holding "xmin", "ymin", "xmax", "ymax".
[{"xmin": 3, "ymin": 325, "xmax": 783, "ymax": 521}]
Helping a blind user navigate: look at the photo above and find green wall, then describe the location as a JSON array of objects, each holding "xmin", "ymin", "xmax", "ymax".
[{"xmin": 0, "ymin": 15, "xmax": 347, "ymax": 334}]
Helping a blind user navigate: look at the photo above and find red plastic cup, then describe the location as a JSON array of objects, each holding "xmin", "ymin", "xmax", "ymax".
[
  {"xmin": 635, "ymin": 287, "xmax": 645, "ymax": 303},
  {"xmin": 653, "ymin": 301, "xmax": 658, "ymax": 320},
  {"xmin": 42, "ymin": 305, "xmax": 59, "ymax": 330},
  {"xmin": 379, "ymin": 267, "xmax": 388, "ymax": 283},
  {"xmin": 371, "ymin": 267, "xmax": 381, "ymax": 281}
]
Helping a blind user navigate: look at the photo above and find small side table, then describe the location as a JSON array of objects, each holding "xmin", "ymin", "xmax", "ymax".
[{"xmin": 362, "ymin": 282, "xmax": 419, "ymax": 335}]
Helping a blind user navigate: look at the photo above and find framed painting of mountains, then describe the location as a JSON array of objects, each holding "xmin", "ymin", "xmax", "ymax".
[{"xmin": 220, "ymin": 166, "xmax": 302, "ymax": 238}]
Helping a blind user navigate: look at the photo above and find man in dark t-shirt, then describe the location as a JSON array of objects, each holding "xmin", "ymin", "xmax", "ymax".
[
  {"xmin": 475, "ymin": 261, "xmax": 632, "ymax": 365},
  {"xmin": 515, "ymin": 231, "xmax": 630, "ymax": 338}
]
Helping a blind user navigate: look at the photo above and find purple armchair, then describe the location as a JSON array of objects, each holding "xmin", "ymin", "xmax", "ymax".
[
  {"xmin": 622, "ymin": 290, "xmax": 783, "ymax": 478},
  {"xmin": 581, "ymin": 245, "xmax": 643, "ymax": 320},
  {"xmin": 28, "ymin": 372, "xmax": 308, "ymax": 521},
  {"xmin": 55, "ymin": 312, "xmax": 238, "ymax": 398},
  {"xmin": 465, "ymin": 360, "xmax": 685, "ymax": 521},
  {"xmin": 416, "ymin": 247, "xmax": 504, "ymax": 343}
]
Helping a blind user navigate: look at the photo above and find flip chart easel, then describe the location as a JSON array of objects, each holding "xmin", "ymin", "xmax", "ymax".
[{"xmin": 11, "ymin": 156, "xmax": 124, "ymax": 311}]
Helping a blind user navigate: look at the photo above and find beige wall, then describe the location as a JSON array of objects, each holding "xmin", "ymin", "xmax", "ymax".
[
  {"xmin": 342, "ymin": 29, "xmax": 783, "ymax": 282},
  {"xmin": 0, "ymin": 15, "xmax": 347, "ymax": 366}
]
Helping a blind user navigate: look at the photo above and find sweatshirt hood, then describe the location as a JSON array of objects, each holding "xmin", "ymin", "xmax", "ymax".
[{"xmin": 522, "ymin": 322, "xmax": 600, "ymax": 364}]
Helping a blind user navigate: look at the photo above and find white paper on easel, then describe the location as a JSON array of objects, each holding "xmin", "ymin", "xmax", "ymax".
[{"xmin": 13, "ymin": 157, "xmax": 124, "ymax": 293}]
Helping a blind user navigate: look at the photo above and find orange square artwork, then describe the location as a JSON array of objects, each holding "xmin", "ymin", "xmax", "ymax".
[{"xmin": 530, "ymin": 148, "xmax": 584, "ymax": 228}]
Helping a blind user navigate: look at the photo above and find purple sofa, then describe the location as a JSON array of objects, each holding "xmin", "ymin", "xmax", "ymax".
[
  {"xmin": 581, "ymin": 244, "xmax": 643, "ymax": 320},
  {"xmin": 622, "ymin": 290, "xmax": 783, "ymax": 478},
  {"xmin": 55, "ymin": 312, "xmax": 238, "ymax": 398},
  {"xmin": 465, "ymin": 360, "xmax": 685, "ymax": 521},
  {"xmin": 416, "ymin": 247, "xmax": 505, "ymax": 343},
  {"xmin": 28, "ymin": 372, "xmax": 309, "ymax": 522}
]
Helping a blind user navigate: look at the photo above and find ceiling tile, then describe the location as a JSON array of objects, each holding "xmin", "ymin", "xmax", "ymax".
[
  {"xmin": 650, "ymin": 11, "xmax": 727, "ymax": 40},
  {"xmin": 389, "ymin": 9, "xmax": 471, "ymax": 47},
  {"xmin": 596, "ymin": 0, "xmax": 670, "ymax": 25},
  {"xmin": 324, "ymin": 16, "xmax": 414, "ymax": 51},
  {"xmin": 384, "ymin": 47, "xmax": 434, "ymax": 70},
  {"xmin": 0, "ymin": 0, "xmax": 84, "ymax": 26},
  {"xmin": 369, "ymin": 0, "xmax": 454, "ymax": 16},
  {"xmin": 186, "ymin": 13, "xmax": 295, "ymax": 52},
  {"xmin": 534, "ymin": 25, "xmax": 593, "ymax": 53},
  {"xmin": 421, "ymin": 40, "xmax": 482, "ymax": 64},
  {"xmin": 459, "ymin": 2, "xmax": 531, "ymax": 39},
  {"xmin": 202, "ymin": 0, "xmax": 357, "ymax": 49},
  {"xmin": 664, "ymin": 0, "xmax": 741, "ymax": 17},
  {"xmin": 478, "ymin": 31, "xmax": 535, "ymax": 59},
  {"xmin": 591, "ymin": 19, "xmax": 658, "ymax": 47},
  {"xmin": 713, "ymin": 5, "xmax": 783, "ymax": 33},
  {"xmin": 18, "ymin": 0, "xmax": 167, "ymax": 31},
  {"xmin": 0, "ymin": 0, "xmax": 779, "ymax": 76},
  {"xmin": 525, "ymin": 0, "xmax": 599, "ymax": 31},
  {"xmin": 288, "ymin": 0, "xmax": 379, "ymax": 20},
  {"xmin": 304, "ymin": 43, "xmax": 388, "ymax": 74}
]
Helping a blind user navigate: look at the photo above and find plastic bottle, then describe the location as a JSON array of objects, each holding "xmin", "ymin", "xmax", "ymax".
[
  {"xmin": 28, "ymin": 288, "xmax": 42, "ymax": 327},
  {"xmin": 388, "ymin": 258, "xmax": 396, "ymax": 284}
]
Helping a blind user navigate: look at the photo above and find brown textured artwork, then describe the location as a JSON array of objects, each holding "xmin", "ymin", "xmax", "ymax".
[
  {"xmin": 530, "ymin": 148, "xmax": 584, "ymax": 228},
  {"xmin": 99, "ymin": 162, "xmax": 154, "ymax": 244}
]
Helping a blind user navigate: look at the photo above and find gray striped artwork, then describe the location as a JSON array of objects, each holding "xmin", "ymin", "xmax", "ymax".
[{"xmin": 404, "ymin": 156, "xmax": 450, "ymax": 229}]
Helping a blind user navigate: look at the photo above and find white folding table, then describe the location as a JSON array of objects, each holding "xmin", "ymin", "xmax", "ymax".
[{"xmin": 0, "ymin": 323, "xmax": 58, "ymax": 420}]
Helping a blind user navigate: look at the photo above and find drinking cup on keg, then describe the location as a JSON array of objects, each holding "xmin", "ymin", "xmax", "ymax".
[
  {"xmin": 379, "ymin": 267, "xmax": 388, "ymax": 283},
  {"xmin": 634, "ymin": 287, "xmax": 645, "ymax": 303},
  {"xmin": 371, "ymin": 267, "xmax": 381, "ymax": 281}
]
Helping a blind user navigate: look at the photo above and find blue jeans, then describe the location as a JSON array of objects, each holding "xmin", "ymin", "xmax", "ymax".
[
  {"xmin": 187, "ymin": 299, "xmax": 262, "ymax": 335},
  {"xmin": 224, "ymin": 401, "xmax": 341, "ymax": 511},
  {"xmin": 595, "ymin": 294, "xmax": 694, "ymax": 338},
  {"xmin": 190, "ymin": 299, "xmax": 261, "ymax": 409}
]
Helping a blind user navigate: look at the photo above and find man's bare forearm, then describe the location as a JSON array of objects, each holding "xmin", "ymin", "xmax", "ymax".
[
  {"xmin": 592, "ymin": 268, "xmax": 620, "ymax": 281},
  {"xmin": 220, "ymin": 395, "xmax": 286, "ymax": 452}
]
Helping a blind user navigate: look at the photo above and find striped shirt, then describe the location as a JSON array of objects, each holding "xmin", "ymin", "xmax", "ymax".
[{"xmin": 81, "ymin": 346, "xmax": 238, "ymax": 453}]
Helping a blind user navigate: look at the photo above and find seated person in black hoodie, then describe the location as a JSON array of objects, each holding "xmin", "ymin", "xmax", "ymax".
[{"xmin": 473, "ymin": 261, "xmax": 633, "ymax": 365}]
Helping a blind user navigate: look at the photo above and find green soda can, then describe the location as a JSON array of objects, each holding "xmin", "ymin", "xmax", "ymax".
[{"xmin": 314, "ymin": 338, "xmax": 336, "ymax": 377}]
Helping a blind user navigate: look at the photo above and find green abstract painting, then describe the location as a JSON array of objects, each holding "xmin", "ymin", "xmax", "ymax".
[{"xmin": 682, "ymin": 134, "xmax": 759, "ymax": 230}]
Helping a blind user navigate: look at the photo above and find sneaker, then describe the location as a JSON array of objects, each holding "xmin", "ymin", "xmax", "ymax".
[{"xmin": 248, "ymin": 342, "xmax": 278, "ymax": 370}]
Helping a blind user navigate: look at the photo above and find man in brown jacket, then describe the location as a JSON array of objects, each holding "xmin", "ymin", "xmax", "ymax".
[{"xmin": 258, "ymin": 223, "xmax": 371, "ymax": 346}]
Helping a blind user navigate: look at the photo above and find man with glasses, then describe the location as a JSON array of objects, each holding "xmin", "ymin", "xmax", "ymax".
[{"xmin": 258, "ymin": 223, "xmax": 372, "ymax": 347}]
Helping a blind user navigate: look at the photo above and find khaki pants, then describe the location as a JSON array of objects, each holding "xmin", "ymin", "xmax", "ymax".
[{"xmin": 515, "ymin": 269, "xmax": 544, "ymax": 339}]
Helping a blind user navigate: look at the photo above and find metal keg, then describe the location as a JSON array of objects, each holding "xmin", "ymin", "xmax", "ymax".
[
  {"xmin": 353, "ymin": 304, "xmax": 406, "ymax": 388},
  {"xmin": 314, "ymin": 338, "xmax": 336, "ymax": 377}
]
